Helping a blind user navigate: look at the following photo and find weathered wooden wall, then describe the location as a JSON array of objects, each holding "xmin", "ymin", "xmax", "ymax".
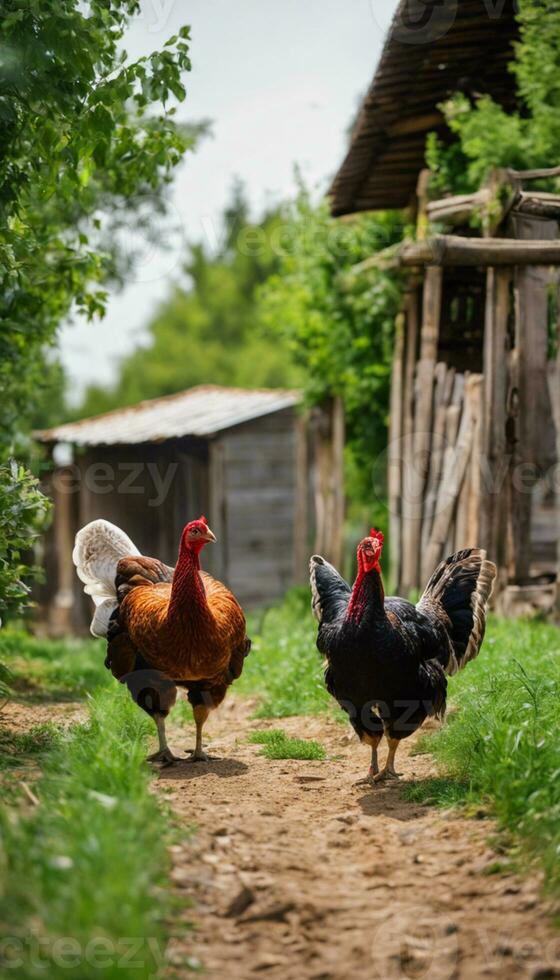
[
  {"xmin": 211, "ymin": 409, "xmax": 303, "ymax": 608},
  {"xmin": 37, "ymin": 404, "xmax": 338, "ymax": 633}
]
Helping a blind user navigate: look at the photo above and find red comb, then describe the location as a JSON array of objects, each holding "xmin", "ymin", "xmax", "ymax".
[
  {"xmin": 369, "ymin": 528, "xmax": 385, "ymax": 545},
  {"xmin": 199, "ymin": 515, "xmax": 207, "ymax": 524}
]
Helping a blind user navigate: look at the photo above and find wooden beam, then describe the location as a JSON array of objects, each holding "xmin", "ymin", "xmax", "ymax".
[
  {"xmin": 400, "ymin": 235, "xmax": 560, "ymax": 268},
  {"xmin": 513, "ymin": 191, "xmax": 560, "ymax": 220},
  {"xmin": 508, "ymin": 164, "xmax": 560, "ymax": 181},
  {"xmin": 427, "ymin": 190, "xmax": 490, "ymax": 226}
]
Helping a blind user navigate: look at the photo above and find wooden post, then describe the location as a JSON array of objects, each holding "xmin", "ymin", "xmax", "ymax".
[
  {"xmin": 209, "ymin": 440, "xmax": 227, "ymax": 583},
  {"xmin": 480, "ymin": 267, "xmax": 511, "ymax": 573},
  {"xmin": 388, "ymin": 312, "xmax": 405, "ymax": 591},
  {"xmin": 50, "ymin": 466, "xmax": 78, "ymax": 635},
  {"xmin": 399, "ymin": 284, "xmax": 420, "ymax": 593},
  {"xmin": 312, "ymin": 397, "xmax": 345, "ymax": 569},
  {"xmin": 293, "ymin": 413, "xmax": 309, "ymax": 584},
  {"xmin": 402, "ymin": 265, "xmax": 442, "ymax": 593},
  {"xmin": 510, "ymin": 215, "xmax": 557, "ymax": 584}
]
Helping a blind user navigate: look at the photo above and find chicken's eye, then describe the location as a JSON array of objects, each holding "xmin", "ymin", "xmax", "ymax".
[{"xmin": 191, "ymin": 528, "xmax": 200, "ymax": 536}]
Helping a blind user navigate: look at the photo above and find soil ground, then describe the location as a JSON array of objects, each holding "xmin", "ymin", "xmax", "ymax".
[
  {"xmin": 158, "ymin": 697, "xmax": 560, "ymax": 980},
  {"xmin": 5, "ymin": 696, "xmax": 560, "ymax": 980}
]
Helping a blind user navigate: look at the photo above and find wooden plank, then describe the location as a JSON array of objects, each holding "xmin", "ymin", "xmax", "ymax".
[
  {"xmin": 402, "ymin": 266, "xmax": 442, "ymax": 593},
  {"xmin": 420, "ymin": 362, "xmax": 453, "ymax": 581},
  {"xmin": 424, "ymin": 375, "xmax": 481, "ymax": 574}
]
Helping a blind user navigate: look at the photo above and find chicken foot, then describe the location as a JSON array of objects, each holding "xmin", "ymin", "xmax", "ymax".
[
  {"xmin": 372, "ymin": 737, "xmax": 401, "ymax": 783},
  {"xmin": 147, "ymin": 714, "xmax": 183, "ymax": 767},
  {"xmin": 185, "ymin": 704, "xmax": 218, "ymax": 763}
]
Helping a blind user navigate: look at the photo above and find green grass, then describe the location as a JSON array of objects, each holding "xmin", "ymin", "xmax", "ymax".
[
  {"xmin": 248, "ymin": 728, "xmax": 327, "ymax": 760},
  {"xmin": 238, "ymin": 588, "xmax": 339, "ymax": 718},
  {"xmin": 413, "ymin": 616, "xmax": 560, "ymax": 895},
  {"xmin": 401, "ymin": 777, "xmax": 471, "ymax": 809},
  {"xmin": 0, "ymin": 722, "xmax": 62, "ymax": 770},
  {"xmin": 0, "ymin": 685, "xmax": 183, "ymax": 979},
  {"xmin": 0, "ymin": 630, "xmax": 109, "ymax": 700}
]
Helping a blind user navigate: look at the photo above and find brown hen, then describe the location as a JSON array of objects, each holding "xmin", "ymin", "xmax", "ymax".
[{"xmin": 73, "ymin": 516, "xmax": 250, "ymax": 765}]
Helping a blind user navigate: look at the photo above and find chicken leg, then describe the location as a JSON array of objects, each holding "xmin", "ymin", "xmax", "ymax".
[
  {"xmin": 373, "ymin": 737, "xmax": 400, "ymax": 782},
  {"xmin": 354, "ymin": 732, "xmax": 382, "ymax": 786},
  {"xmin": 147, "ymin": 713, "xmax": 182, "ymax": 767},
  {"xmin": 186, "ymin": 704, "xmax": 216, "ymax": 763}
]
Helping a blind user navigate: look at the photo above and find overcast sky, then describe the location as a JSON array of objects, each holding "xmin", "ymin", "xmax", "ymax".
[{"xmin": 60, "ymin": 0, "xmax": 399, "ymax": 399}]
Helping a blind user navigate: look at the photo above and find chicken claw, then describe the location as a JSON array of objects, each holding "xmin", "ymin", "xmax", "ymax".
[
  {"xmin": 147, "ymin": 748, "xmax": 183, "ymax": 767},
  {"xmin": 184, "ymin": 748, "xmax": 218, "ymax": 763},
  {"xmin": 372, "ymin": 767, "xmax": 400, "ymax": 783},
  {"xmin": 354, "ymin": 768, "xmax": 379, "ymax": 787}
]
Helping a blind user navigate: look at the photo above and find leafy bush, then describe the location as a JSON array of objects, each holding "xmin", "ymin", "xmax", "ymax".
[
  {"xmin": 0, "ymin": 461, "xmax": 49, "ymax": 624},
  {"xmin": 427, "ymin": 0, "xmax": 560, "ymax": 194}
]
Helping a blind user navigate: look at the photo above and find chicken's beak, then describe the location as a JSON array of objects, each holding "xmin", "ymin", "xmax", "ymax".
[{"xmin": 203, "ymin": 528, "xmax": 217, "ymax": 543}]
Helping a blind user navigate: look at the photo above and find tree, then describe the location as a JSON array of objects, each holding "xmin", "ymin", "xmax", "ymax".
[
  {"xmin": 78, "ymin": 184, "xmax": 301, "ymax": 417},
  {"xmin": 257, "ymin": 188, "xmax": 404, "ymax": 503},
  {"xmin": 0, "ymin": 0, "xmax": 199, "ymax": 621},
  {"xmin": 427, "ymin": 0, "xmax": 560, "ymax": 195}
]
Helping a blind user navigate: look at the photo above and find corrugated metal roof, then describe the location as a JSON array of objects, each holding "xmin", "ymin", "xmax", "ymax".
[
  {"xmin": 36, "ymin": 385, "xmax": 301, "ymax": 447},
  {"xmin": 329, "ymin": 0, "xmax": 519, "ymax": 215}
]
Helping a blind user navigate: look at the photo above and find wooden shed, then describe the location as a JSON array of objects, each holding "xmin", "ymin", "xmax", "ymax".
[
  {"xmin": 330, "ymin": 0, "xmax": 560, "ymax": 615},
  {"xmin": 35, "ymin": 386, "xmax": 344, "ymax": 633}
]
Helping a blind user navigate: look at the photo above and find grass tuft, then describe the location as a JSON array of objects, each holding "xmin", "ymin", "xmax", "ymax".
[
  {"xmin": 415, "ymin": 616, "xmax": 560, "ymax": 895},
  {"xmin": 0, "ymin": 722, "xmax": 62, "ymax": 770},
  {"xmin": 0, "ymin": 630, "xmax": 109, "ymax": 700},
  {"xmin": 401, "ymin": 777, "xmax": 470, "ymax": 809},
  {"xmin": 0, "ymin": 685, "xmax": 182, "ymax": 978},
  {"xmin": 249, "ymin": 728, "xmax": 326, "ymax": 760}
]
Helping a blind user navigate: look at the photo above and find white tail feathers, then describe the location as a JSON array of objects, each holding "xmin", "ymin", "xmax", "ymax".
[{"xmin": 72, "ymin": 520, "xmax": 140, "ymax": 637}]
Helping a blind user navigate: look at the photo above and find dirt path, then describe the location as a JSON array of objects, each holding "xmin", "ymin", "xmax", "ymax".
[{"xmin": 158, "ymin": 697, "xmax": 560, "ymax": 980}]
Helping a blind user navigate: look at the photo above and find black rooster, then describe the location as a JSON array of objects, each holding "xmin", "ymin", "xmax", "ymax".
[{"xmin": 310, "ymin": 530, "xmax": 496, "ymax": 784}]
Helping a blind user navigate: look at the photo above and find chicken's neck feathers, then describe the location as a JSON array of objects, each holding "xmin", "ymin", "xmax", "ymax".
[
  {"xmin": 346, "ymin": 566, "xmax": 386, "ymax": 626},
  {"xmin": 167, "ymin": 545, "xmax": 212, "ymax": 633}
]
